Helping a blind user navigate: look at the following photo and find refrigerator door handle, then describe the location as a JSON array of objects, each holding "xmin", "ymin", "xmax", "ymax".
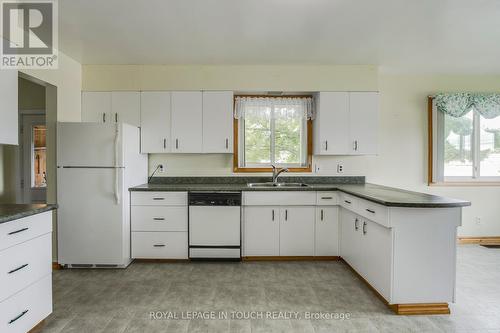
[{"xmin": 114, "ymin": 125, "xmax": 121, "ymax": 204}]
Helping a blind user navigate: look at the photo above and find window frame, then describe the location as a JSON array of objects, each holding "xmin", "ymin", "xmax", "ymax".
[
  {"xmin": 233, "ymin": 95, "xmax": 312, "ymax": 173},
  {"xmin": 428, "ymin": 97, "xmax": 500, "ymax": 185}
]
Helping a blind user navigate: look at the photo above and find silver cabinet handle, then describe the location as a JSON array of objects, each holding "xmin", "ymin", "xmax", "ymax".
[
  {"xmin": 225, "ymin": 138, "xmax": 229, "ymax": 149},
  {"xmin": 366, "ymin": 209, "xmax": 375, "ymax": 214},
  {"xmin": 153, "ymin": 244, "xmax": 165, "ymax": 247},
  {"xmin": 344, "ymin": 200, "xmax": 351, "ymax": 204},
  {"xmin": 115, "ymin": 112, "xmax": 118, "ymax": 123},
  {"xmin": 320, "ymin": 209, "xmax": 324, "ymax": 221},
  {"xmin": 325, "ymin": 140, "xmax": 328, "ymax": 151},
  {"xmin": 285, "ymin": 209, "xmax": 288, "ymax": 221},
  {"xmin": 153, "ymin": 197, "xmax": 165, "ymax": 200},
  {"xmin": 8, "ymin": 310, "xmax": 28, "ymax": 324},
  {"xmin": 272, "ymin": 209, "xmax": 275, "ymax": 221},
  {"xmin": 102, "ymin": 113, "xmax": 106, "ymax": 123},
  {"xmin": 153, "ymin": 217, "xmax": 165, "ymax": 221},
  {"xmin": 354, "ymin": 218, "xmax": 359, "ymax": 231},
  {"xmin": 363, "ymin": 221, "xmax": 367, "ymax": 235},
  {"xmin": 321, "ymin": 196, "xmax": 333, "ymax": 200},
  {"xmin": 354, "ymin": 140, "xmax": 358, "ymax": 151},
  {"xmin": 163, "ymin": 138, "xmax": 167, "ymax": 149},
  {"xmin": 176, "ymin": 139, "xmax": 179, "ymax": 149},
  {"xmin": 8, "ymin": 263, "xmax": 29, "ymax": 274},
  {"xmin": 8, "ymin": 227, "xmax": 29, "ymax": 235}
]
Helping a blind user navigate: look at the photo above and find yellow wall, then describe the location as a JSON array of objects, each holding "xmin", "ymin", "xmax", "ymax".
[{"xmin": 82, "ymin": 65, "xmax": 500, "ymax": 237}]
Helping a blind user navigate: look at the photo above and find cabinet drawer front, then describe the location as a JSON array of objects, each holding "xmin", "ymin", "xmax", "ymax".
[
  {"xmin": 132, "ymin": 232, "xmax": 188, "ymax": 259},
  {"xmin": 131, "ymin": 192, "xmax": 187, "ymax": 206},
  {"xmin": 339, "ymin": 193, "xmax": 357, "ymax": 211},
  {"xmin": 131, "ymin": 206, "xmax": 187, "ymax": 231},
  {"xmin": 243, "ymin": 191, "xmax": 316, "ymax": 206},
  {"xmin": 0, "ymin": 211, "xmax": 52, "ymax": 252},
  {"xmin": 0, "ymin": 274, "xmax": 52, "ymax": 333},
  {"xmin": 316, "ymin": 192, "xmax": 339, "ymax": 206},
  {"xmin": 358, "ymin": 199, "xmax": 389, "ymax": 227},
  {"xmin": 0, "ymin": 233, "xmax": 52, "ymax": 302}
]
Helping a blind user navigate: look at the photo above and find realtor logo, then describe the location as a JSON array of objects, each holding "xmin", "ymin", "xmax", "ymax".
[{"xmin": 1, "ymin": 0, "xmax": 58, "ymax": 69}]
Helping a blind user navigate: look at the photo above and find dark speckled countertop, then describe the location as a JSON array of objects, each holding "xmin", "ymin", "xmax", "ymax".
[
  {"xmin": 130, "ymin": 177, "xmax": 470, "ymax": 208},
  {"xmin": 0, "ymin": 204, "xmax": 57, "ymax": 224}
]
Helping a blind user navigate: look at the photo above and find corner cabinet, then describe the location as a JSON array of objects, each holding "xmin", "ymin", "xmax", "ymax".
[
  {"xmin": 140, "ymin": 91, "xmax": 172, "ymax": 153},
  {"xmin": 314, "ymin": 91, "xmax": 379, "ymax": 155},
  {"xmin": 0, "ymin": 70, "xmax": 18, "ymax": 145},
  {"xmin": 202, "ymin": 91, "xmax": 234, "ymax": 153},
  {"xmin": 171, "ymin": 91, "xmax": 203, "ymax": 153}
]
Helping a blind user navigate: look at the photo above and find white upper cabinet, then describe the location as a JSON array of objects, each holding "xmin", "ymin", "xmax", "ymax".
[
  {"xmin": 171, "ymin": 91, "xmax": 203, "ymax": 153},
  {"xmin": 314, "ymin": 91, "xmax": 379, "ymax": 155},
  {"xmin": 140, "ymin": 91, "xmax": 171, "ymax": 153},
  {"xmin": 111, "ymin": 92, "xmax": 140, "ymax": 127},
  {"xmin": 202, "ymin": 91, "xmax": 233, "ymax": 153},
  {"xmin": 313, "ymin": 92, "xmax": 350, "ymax": 154},
  {"xmin": 82, "ymin": 92, "xmax": 140, "ymax": 126},
  {"xmin": 349, "ymin": 92, "xmax": 379, "ymax": 155},
  {"xmin": 82, "ymin": 92, "xmax": 111, "ymax": 123},
  {"xmin": 0, "ymin": 70, "xmax": 18, "ymax": 145}
]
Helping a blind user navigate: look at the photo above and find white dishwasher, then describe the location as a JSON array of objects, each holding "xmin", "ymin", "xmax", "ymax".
[{"xmin": 188, "ymin": 192, "xmax": 241, "ymax": 260}]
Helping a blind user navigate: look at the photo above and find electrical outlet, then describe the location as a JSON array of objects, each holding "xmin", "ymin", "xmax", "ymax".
[
  {"xmin": 475, "ymin": 217, "xmax": 481, "ymax": 225},
  {"xmin": 158, "ymin": 164, "xmax": 165, "ymax": 173},
  {"xmin": 337, "ymin": 163, "xmax": 344, "ymax": 174}
]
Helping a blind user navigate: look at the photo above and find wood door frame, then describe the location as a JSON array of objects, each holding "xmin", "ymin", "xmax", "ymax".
[{"xmin": 20, "ymin": 112, "xmax": 47, "ymax": 203}]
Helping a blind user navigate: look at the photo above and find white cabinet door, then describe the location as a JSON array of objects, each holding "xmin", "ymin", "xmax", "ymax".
[
  {"xmin": 313, "ymin": 92, "xmax": 349, "ymax": 155},
  {"xmin": 243, "ymin": 206, "xmax": 279, "ymax": 256},
  {"xmin": 340, "ymin": 209, "xmax": 363, "ymax": 272},
  {"xmin": 315, "ymin": 207, "xmax": 339, "ymax": 256},
  {"xmin": 171, "ymin": 91, "xmax": 203, "ymax": 153},
  {"xmin": 279, "ymin": 207, "xmax": 315, "ymax": 256},
  {"xmin": 111, "ymin": 92, "xmax": 140, "ymax": 126},
  {"xmin": 202, "ymin": 91, "xmax": 233, "ymax": 153},
  {"xmin": 363, "ymin": 218, "xmax": 392, "ymax": 300},
  {"xmin": 140, "ymin": 91, "xmax": 171, "ymax": 153},
  {"xmin": 349, "ymin": 92, "xmax": 379, "ymax": 155},
  {"xmin": 0, "ymin": 70, "xmax": 18, "ymax": 145},
  {"xmin": 82, "ymin": 92, "xmax": 111, "ymax": 123}
]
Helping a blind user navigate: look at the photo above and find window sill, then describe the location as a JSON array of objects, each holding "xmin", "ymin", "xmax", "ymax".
[
  {"xmin": 234, "ymin": 166, "xmax": 312, "ymax": 173},
  {"xmin": 429, "ymin": 181, "xmax": 500, "ymax": 187}
]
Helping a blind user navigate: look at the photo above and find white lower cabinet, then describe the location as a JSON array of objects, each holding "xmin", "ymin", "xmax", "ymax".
[
  {"xmin": 132, "ymin": 232, "xmax": 188, "ymax": 259},
  {"xmin": 279, "ymin": 207, "xmax": 315, "ymax": 256},
  {"xmin": 0, "ymin": 211, "xmax": 53, "ymax": 333},
  {"xmin": 243, "ymin": 206, "xmax": 279, "ymax": 256},
  {"xmin": 340, "ymin": 208, "xmax": 363, "ymax": 272},
  {"xmin": 131, "ymin": 192, "xmax": 188, "ymax": 259},
  {"xmin": 315, "ymin": 207, "xmax": 339, "ymax": 256},
  {"xmin": 340, "ymin": 207, "xmax": 392, "ymax": 300},
  {"xmin": 363, "ymin": 218, "xmax": 392, "ymax": 300}
]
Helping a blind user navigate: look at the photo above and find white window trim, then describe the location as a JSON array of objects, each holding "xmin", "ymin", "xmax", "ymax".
[
  {"xmin": 433, "ymin": 101, "xmax": 500, "ymax": 183},
  {"xmin": 238, "ymin": 110, "xmax": 308, "ymax": 169}
]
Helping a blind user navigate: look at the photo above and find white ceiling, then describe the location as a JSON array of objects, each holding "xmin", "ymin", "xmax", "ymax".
[{"xmin": 59, "ymin": 0, "xmax": 500, "ymax": 73}]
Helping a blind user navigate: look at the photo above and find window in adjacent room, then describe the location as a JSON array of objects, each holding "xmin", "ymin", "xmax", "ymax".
[
  {"xmin": 429, "ymin": 94, "xmax": 500, "ymax": 183},
  {"xmin": 233, "ymin": 95, "xmax": 313, "ymax": 172}
]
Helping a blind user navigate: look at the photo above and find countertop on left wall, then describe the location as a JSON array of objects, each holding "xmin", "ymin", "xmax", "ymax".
[{"xmin": 0, "ymin": 204, "xmax": 57, "ymax": 224}]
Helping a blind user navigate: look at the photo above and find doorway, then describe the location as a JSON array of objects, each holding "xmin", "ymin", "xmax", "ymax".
[{"xmin": 21, "ymin": 114, "xmax": 47, "ymax": 203}]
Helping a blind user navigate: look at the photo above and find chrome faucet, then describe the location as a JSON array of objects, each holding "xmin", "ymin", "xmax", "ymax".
[{"xmin": 271, "ymin": 165, "xmax": 289, "ymax": 184}]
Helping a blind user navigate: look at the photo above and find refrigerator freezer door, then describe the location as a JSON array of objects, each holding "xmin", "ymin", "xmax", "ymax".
[
  {"xmin": 57, "ymin": 167, "xmax": 128, "ymax": 266},
  {"xmin": 57, "ymin": 122, "xmax": 123, "ymax": 167}
]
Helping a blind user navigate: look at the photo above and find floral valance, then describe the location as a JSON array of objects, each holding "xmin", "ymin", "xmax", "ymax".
[
  {"xmin": 434, "ymin": 93, "xmax": 500, "ymax": 119},
  {"xmin": 234, "ymin": 96, "xmax": 314, "ymax": 120}
]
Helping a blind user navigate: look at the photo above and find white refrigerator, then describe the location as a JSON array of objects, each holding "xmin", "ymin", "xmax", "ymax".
[{"xmin": 57, "ymin": 122, "xmax": 147, "ymax": 268}]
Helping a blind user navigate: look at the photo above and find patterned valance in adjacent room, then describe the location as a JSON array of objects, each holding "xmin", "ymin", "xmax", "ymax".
[{"xmin": 434, "ymin": 93, "xmax": 500, "ymax": 118}]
